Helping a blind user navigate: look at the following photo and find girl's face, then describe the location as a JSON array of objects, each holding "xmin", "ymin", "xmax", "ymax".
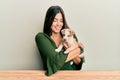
[{"xmin": 51, "ymin": 13, "xmax": 63, "ymax": 34}]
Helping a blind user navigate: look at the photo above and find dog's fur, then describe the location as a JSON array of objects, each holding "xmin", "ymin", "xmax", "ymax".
[
  {"xmin": 55, "ymin": 29, "xmax": 78, "ymax": 53},
  {"xmin": 55, "ymin": 29, "xmax": 85, "ymax": 62}
]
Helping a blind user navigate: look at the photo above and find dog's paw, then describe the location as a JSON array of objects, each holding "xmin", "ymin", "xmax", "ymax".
[
  {"xmin": 70, "ymin": 61, "xmax": 73, "ymax": 65},
  {"xmin": 79, "ymin": 53, "xmax": 85, "ymax": 62},
  {"xmin": 64, "ymin": 51, "xmax": 69, "ymax": 54},
  {"xmin": 55, "ymin": 49, "xmax": 60, "ymax": 52},
  {"xmin": 79, "ymin": 53, "xmax": 84, "ymax": 58}
]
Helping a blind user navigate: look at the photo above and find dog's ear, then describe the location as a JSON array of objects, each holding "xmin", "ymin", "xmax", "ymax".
[
  {"xmin": 69, "ymin": 29, "xmax": 75, "ymax": 36},
  {"xmin": 61, "ymin": 29, "xmax": 65, "ymax": 34}
]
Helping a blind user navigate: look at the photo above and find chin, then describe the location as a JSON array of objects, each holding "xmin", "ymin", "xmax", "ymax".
[
  {"xmin": 54, "ymin": 31, "xmax": 60, "ymax": 34},
  {"xmin": 55, "ymin": 30, "xmax": 61, "ymax": 33}
]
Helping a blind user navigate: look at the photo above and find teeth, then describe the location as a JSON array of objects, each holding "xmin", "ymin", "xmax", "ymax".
[{"xmin": 56, "ymin": 27, "xmax": 61, "ymax": 30}]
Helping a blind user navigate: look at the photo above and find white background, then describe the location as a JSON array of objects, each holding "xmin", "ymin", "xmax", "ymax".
[{"xmin": 0, "ymin": 0, "xmax": 120, "ymax": 70}]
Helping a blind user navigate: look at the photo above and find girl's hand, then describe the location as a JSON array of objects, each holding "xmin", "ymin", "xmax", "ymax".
[
  {"xmin": 73, "ymin": 56, "xmax": 81, "ymax": 64},
  {"xmin": 73, "ymin": 42, "xmax": 84, "ymax": 64}
]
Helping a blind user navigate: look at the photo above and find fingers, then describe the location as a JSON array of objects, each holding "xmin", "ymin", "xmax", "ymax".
[{"xmin": 78, "ymin": 42, "xmax": 84, "ymax": 53}]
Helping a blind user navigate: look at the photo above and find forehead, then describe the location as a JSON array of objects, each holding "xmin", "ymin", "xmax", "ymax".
[
  {"xmin": 54, "ymin": 13, "xmax": 63, "ymax": 19},
  {"xmin": 64, "ymin": 29, "xmax": 70, "ymax": 34}
]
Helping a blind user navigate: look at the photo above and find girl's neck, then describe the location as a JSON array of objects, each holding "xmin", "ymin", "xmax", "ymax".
[
  {"xmin": 51, "ymin": 33, "xmax": 61, "ymax": 38},
  {"xmin": 51, "ymin": 33, "xmax": 62, "ymax": 47}
]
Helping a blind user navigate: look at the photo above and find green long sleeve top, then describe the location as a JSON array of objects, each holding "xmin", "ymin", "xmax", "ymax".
[{"xmin": 35, "ymin": 32, "xmax": 83, "ymax": 76}]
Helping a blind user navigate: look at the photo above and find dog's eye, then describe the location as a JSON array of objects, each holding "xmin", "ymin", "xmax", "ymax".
[
  {"xmin": 62, "ymin": 34, "xmax": 65, "ymax": 36},
  {"xmin": 68, "ymin": 35, "xmax": 71, "ymax": 37},
  {"xmin": 53, "ymin": 19, "xmax": 57, "ymax": 22}
]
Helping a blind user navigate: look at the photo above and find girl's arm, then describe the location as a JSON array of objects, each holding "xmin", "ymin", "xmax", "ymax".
[
  {"xmin": 72, "ymin": 42, "xmax": 84, "ymax": 64},
  {"xmin": 65, "ymin": 48, "xmax": 80, "ymax": 62}
]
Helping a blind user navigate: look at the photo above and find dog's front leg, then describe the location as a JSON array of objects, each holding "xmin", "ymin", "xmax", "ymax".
[
  {"xmin": 64, "ymin": 47, "xmax": 75, "ymax": 54},
  {"xmin": 64, "ymin": 42, "xmax": 78, "ymax": 54},
  {"xmin": 55, "ymin": 43, "xmax": 64, "ymax": 52},
  {"xmin": 79, "ymin": 53, "xmax": 85, "ymax": 62}
]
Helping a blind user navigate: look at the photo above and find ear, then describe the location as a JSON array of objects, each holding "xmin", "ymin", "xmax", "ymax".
[
  {"xmin": 61, "ymin": 29, "xmax": 65, "ymax": 34},
  {"xmin": 69, "ymin": 29, "xmax": 75, "ymax": 36}
]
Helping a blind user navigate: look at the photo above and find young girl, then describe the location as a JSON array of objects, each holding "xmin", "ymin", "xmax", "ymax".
[{"xmin": 35, "ymin": 5, "xmax": 84, "ymax": 76}]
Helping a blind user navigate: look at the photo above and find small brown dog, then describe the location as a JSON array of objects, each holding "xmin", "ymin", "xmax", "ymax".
[
  {"xmin": 55, "ymin": 29, "xmax": 85, "ymax": 63},
  {"xmin": 55, "ymin": 28, "xmax": 77, "ymax": 53}
]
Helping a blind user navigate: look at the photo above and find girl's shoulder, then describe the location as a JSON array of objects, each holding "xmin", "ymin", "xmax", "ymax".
[
  {"xmin": 36, "ymin": 32, "xmax": 49, "ymax": 38},
  {"xmin": 35, "ymin": 32, "xmax": 51, "ymax": 41}
]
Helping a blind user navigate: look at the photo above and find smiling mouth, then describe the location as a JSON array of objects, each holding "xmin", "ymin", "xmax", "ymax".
[{"xmin": 55, "ymin": 26, "xmax": 61, "ymax": 30}]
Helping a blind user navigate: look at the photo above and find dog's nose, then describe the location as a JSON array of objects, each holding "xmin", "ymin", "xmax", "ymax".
[{"xmin": 63, "ymin": 38, "xmax": 67, "ymax": 42}]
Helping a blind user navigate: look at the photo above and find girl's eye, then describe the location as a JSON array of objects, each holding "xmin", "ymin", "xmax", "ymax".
[
  {"xmin": 68, "ymin": 35, "xmax": 71, "ymax": 37},
  {"xmin": 60, "ymin": 20, "xmax": 63, "ymax": 22},
  {"xmin": 53, "ymin": 19, "xmax": 57, "ymax": 22}
]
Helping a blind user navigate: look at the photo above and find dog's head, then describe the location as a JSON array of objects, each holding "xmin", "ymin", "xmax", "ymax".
[{"xmin": 61, "ymin": 29, "xmax": 75, "ymax": 42}]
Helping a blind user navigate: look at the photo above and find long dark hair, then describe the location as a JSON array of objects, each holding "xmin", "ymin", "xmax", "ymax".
[{"xmin": 43, "ymin": 5, "xmax": 69, "ymax": 36}]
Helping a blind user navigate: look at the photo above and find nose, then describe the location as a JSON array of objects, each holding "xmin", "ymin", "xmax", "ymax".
[
  {"xmin": 56, "ymin": 21, "xmax": 61, "ymax": 26},
  {"xmin": 63, "ymin": 37, "xmax": 67, "ymax": 42},
  {"xmin": 63, "ymin": 38, "xmax": 67, "ymax": 42}
]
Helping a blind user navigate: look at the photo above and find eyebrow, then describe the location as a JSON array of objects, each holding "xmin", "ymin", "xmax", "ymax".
[{"xmin": 54, "ymin": 18, "xmax": 63, "ymax": 20}]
